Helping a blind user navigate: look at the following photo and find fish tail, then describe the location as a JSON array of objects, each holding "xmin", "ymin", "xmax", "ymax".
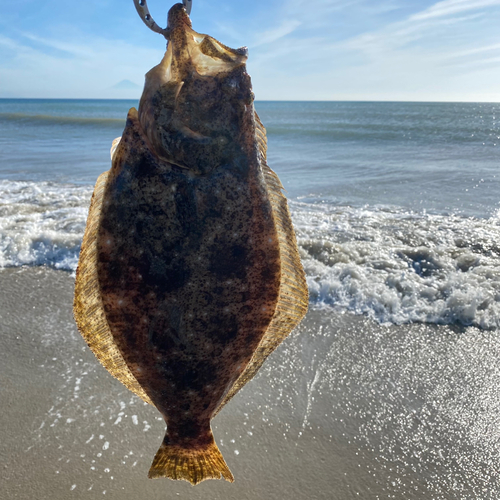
[{"xmin": 148, "ymin": 432, "xmax": 234, "ymax": 485}]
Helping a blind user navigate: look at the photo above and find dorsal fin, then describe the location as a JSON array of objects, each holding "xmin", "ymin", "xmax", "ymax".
[
  {"xmin": 74, "ymin": 170, "xmax": 154, "ymax": 406},
  {"xmin": 214, "ymin": 112, "xmax": 309, "ymax": 416}
]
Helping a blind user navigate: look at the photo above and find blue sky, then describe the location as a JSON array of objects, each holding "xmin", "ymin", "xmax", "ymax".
[{"xmin": 1, "ymin": 0, "xmax": 500, "ymax": 101}]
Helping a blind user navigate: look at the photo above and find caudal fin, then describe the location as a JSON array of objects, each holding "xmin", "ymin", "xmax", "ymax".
[{"xmin": 148, "ymin": 433, "xmax": 234, "ymax": 485}]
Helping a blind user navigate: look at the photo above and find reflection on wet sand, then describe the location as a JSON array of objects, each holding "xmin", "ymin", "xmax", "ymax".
[{"xmin": 2, "ymin": 267, "xmax": 500, "ymax": 499}]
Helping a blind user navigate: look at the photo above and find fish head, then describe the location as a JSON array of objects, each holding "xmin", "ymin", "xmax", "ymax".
[{"xmin": 138, "ymin": 3, "xmax": 255, "ymax": 175}]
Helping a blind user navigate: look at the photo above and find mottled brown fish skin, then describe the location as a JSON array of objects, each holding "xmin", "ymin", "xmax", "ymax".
[
  {"xmin": 98, "ymin": 108, "xmax": 280, "ymax": 442},
  {"xmin": 96, "ymin": 3, "xmax": 282, "ymax": 483}
]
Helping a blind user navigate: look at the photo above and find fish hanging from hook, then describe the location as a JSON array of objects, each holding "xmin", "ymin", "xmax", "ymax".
[
  {"xmin": 74, "ymin": 0, "xmax": 308, "ymax": 486},
  {"xmin": 133, "ymin": 0, "xmax": 192, "ymax": 39}
]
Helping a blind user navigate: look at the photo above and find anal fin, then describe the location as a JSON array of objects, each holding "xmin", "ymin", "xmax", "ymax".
[{"xmin": 74, "ymin": 171, "xmax": 154, "ymax": 406}]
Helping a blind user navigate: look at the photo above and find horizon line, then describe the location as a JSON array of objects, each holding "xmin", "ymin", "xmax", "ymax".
[{"xmin": 0, "ymin": 97, "xmax": 499, "ymax": 105}]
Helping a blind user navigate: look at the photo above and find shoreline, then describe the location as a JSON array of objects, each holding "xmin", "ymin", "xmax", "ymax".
[{"xmin": 2, "ymin": 266, "xmax": 500, "ymax": 499}]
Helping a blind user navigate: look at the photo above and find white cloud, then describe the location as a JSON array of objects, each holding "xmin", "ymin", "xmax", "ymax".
[
  {"xmin": 249, "ymin": 0, "xmax": 500, "ymax": 101},
  {"xmin": 19, "ymin": 32, "xmax": 94, "ymax": 58},
  {"xmin": 0, "ymin": 35, "xmax": 22, "ymax": 51},
  {"xmin": 342, "ymin": 12, "xmax": 486, "ymax": 55},
  {"xmin": 251, "ymin": 19, "xmax": 301, "ymax": 48},
  {"xmin": 281, "ymin": 0, "xmax": 363, "ymax": 13},
  {"xmin": 410, "ymin": 0, "xmax": 500, "ymax": 21},
  {"xmin": 451, "ymin": 42, "xmax": 500, "ymax": 57},
  {"xmin": 0, "ymin": 33, "xmax": 163, "ymax": 98},
  {"xmin": 2, "ymin": 0, "xmax": 500, "ymax": 101}
]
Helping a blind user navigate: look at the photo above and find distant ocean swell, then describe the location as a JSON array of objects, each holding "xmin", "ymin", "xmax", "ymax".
[
  {"xmin": 265, "ymin": 124, "xmax": 486, "ymax": 144},
  {"xmin": 2, "ymin": 178, "xmax": 500, "ymax": 329},
  {"xmin": 0, "ymin": 112, "xmax": 125, "ymax": 128},
  {"xmin": 0, "ymin": 111, "xmax": 495, "ymax": 145}
]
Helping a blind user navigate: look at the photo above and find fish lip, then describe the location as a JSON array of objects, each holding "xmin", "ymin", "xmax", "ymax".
[
  {"xmin": 167, "ymin": 3, "xmax": 193, "ymax": 32},
  {"xmin": 166, "ymin": 3, "xmax": 248, "ymax": 59}
]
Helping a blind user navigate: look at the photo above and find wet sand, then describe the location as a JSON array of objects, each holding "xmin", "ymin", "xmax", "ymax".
[{"xmin": 2, "ymin": 267, "xmax": 500, "ymax": 499}]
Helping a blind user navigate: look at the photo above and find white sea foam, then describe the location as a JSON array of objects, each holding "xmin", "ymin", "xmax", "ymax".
[
  {"xmin": 2, "ymin": 178, "xmax": 500, "ymax": 328},
  {"xmin": 0, "ymin": 179, "xmax": 92, "ymax": 271},
  {"xmin": 291, "ymin": 200, "xmax": 500, "ymax": 329}
]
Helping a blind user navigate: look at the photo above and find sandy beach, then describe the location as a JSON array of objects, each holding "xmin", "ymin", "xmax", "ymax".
[{"xmin": 2, "ymin": 267, "xmax": 500, "ymax": 499}]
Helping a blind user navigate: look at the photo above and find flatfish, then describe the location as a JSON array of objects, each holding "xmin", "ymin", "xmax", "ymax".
[{"xmin": 74, "ymin": 2, "xmax": 308, "ymax": 485}]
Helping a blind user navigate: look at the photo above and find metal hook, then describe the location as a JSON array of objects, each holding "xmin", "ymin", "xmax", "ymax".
[
  {"xmin": 133, "ymin": 0, "xmax": 192, "ymax": 39},
  {"xmin": 133, "ymin": 0, "xmax": 170, "ymax": 38},
  {"xmin": 183, "ymin": 0, "xmax": 192, "ymax": 16}
]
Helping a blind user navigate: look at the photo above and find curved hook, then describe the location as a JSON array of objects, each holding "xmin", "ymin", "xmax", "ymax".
[
  {"xmin": 183, "ymin": 0, "xmax": 192, "ymax": 16},
  {"xmin": 133, "ymin": 0, "xmax": 170, "ymax": 38},
  {"xmin": 133, "ymin": 0, "xmax": 192, "ymax": 38}
]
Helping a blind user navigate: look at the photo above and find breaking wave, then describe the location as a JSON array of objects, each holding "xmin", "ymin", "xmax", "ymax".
[
  {"xmin": 0, "ymin": 180, "xmax": 92, "ymax": 271},
  {"xmin": 291, "ymin": 200, "xmax": 500, "ymax": 329},
  {"xmin": 2, "ymin": 178, "xmax": 500, "ymax": 328}
]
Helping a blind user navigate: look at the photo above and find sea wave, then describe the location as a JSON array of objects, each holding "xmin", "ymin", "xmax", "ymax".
[
  {"xmin": 264, "ymin": 123, "xmax": 484, "ymax": 144},
  {"xmin": 0, "ymin": 112, "xmax": 125, "ymax": 128},
  {"xmin": 291, "ymin": 201, "xmax": 500, "ymax": 329},
  {"xmin": 2, "ymin": 178, "xmax": 500, "ymax": 329},
  {"xmin": 0, "ymin": 180, "xmax": 92, "ymax": 271}
]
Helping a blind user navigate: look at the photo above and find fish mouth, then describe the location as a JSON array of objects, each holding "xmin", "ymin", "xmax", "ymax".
[
  {"xmin": 138, "ymin": 3, "xmax": 254, "ymax": 175},
  {"xmin": 165, "ymin": 3, "xmax": 249, "ymax": 76}
]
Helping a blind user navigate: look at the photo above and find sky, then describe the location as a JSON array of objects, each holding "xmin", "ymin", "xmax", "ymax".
[{"xmin": 1, "ymin": 0, "xmax": 500, "ymax": 101}]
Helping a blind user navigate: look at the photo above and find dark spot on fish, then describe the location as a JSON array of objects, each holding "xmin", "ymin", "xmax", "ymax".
[
  {"xmin": 107, "ymin": 319, "xmax": 140, "ymax": 352},
  {"xmin": 106, "ymin": 260, "xmax": 123, "ymax": 282},
  {"xmin": 239, "ymin": 305, "xmax": 253, "ymax": 315},
  {"xmin": 138, "ymin": 256, "xmax": 191, "ymax": 292},
  {"xmin": 192, "ymin": 317, "xmax": 209, "ymax": 332},
  {"xmin": 150, "ymin": 328, "xmax": 176, "ymax": 353},
  {"xmin": 260, "ymin": 260, "xmax": 279, "ymax": 282},
  {"xmin": 215, "ymin": 314, "xmax": 238, "ymax": 343},
  {"xmin": 198, "ymin": 292, "xmax": 213, "ymax": 306},
  {"xmin": 167, "ymin": 359, "xmax": 217, "ymax": 393},
  {"xmin": 209, "ymin": 244, "xmax": 248, "ymax": 279},
  {"xmin": 169, "ymin": 419, "xmax": 204, "ymax": 440}
]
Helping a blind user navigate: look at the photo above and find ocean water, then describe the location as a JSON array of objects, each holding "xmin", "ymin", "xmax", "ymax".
[
  {"xmin": 1, "ymin": 98, "xmax": 500, "ymax": 328},
  {"xmin": 4, "ymin": 99, "xmax": 500, "ymax": 500}
]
